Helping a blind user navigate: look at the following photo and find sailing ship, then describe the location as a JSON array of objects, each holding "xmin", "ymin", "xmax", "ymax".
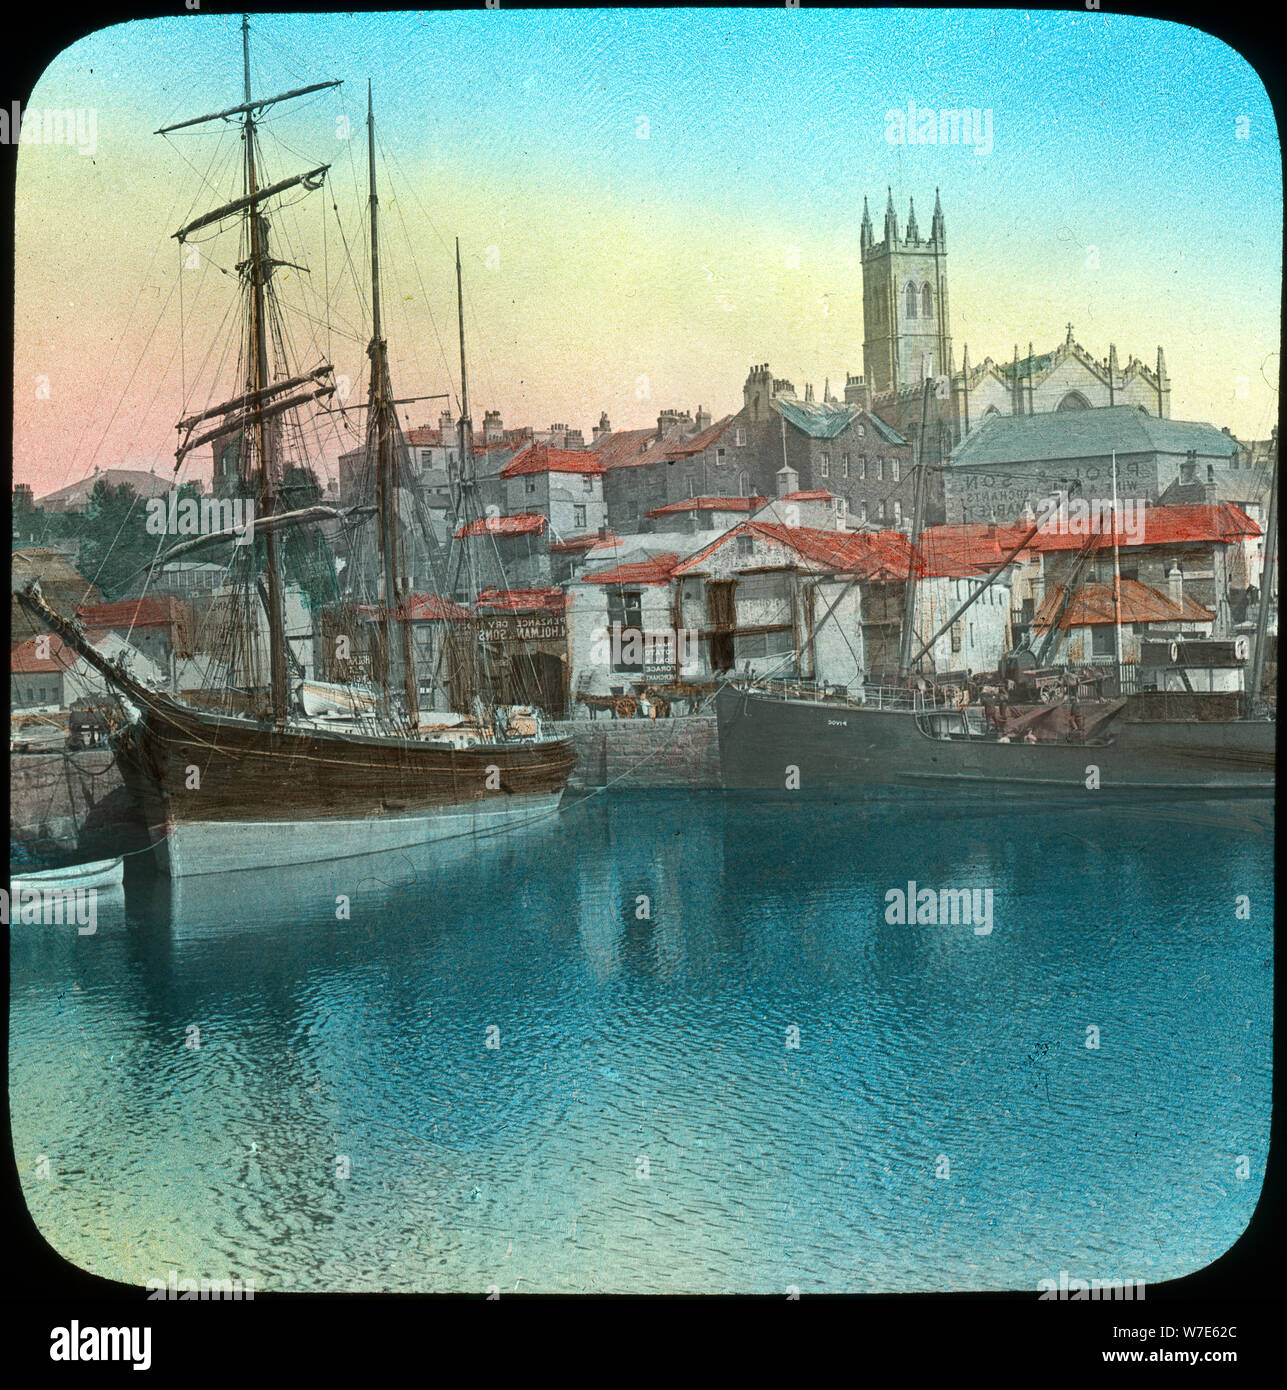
[
  {"xmin": 17, "ymin": 20, "xmax": 576, "ymax": 877},
  {"xmin": 715, "ymin": 417, "xmax": 1275, "ymax": 798}
]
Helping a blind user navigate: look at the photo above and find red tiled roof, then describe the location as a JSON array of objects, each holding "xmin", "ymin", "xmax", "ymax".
[
  {"xmin": 406, "ymin": 427, "xmax": 442, "ymax": 448},
  {"xmin": 593, "ymin": 427, "xmax": 667, "ymax": 471},
  {"xmin": 76, "ymin": 595, "xmax": 190, "ymax": 629},
  {"xmin": 1035, "ymin": 579, "xmax": 1215, "ymax": 631},
  {"xmin": 11, "ymin": 633, "xmax": 77, "ymax": 673},
  {"xmin": 501, "ymin": 444, "xmax": 604, "ymax": 478},
  {"xmin": 917, "ymin": 529, "xmax": 1013, "ymax": 579},
  {"xmin": 672, "ymin": 522, "xmax": 918, "ymax": 579},
  {"xmin": 474, "ymin": 586, "xmax": 568, "ymax": 615},
  {"xmin": 665, "ymin": 414, "xmax": 738, "ymax": 459},
  {"xmin": 779, "ymin": 490, "xmax": 834, "ymax": 502},
  {"xmin": 598, "ymin": 418, "xmax": 736, "ymax": 473},
  {"xmin": 582, "ymin": 553, "xmax": 681, "ymax": 586},
  {"xmin": 923, "ymin": 503, "xmax": 1260, "ymax": 561},
  {"xmin": 454, "ymin": 512, "xmax": 548, "ymax": 539},
  {"xmin": 403, "ymin": 593, "xmax": 472, "ymax": 622},
  {"xmin": 645, "ymin": 496, "xmax": 765, "ymax": 517},
  {"xmin": 548, "ymin": 531, "xmax": 620, "ymax": 554}
]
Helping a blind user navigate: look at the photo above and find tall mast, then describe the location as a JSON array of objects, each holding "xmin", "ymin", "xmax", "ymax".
[
  {"xmin": 897, "ymin": 377, "xmax": 932, "ymax": 677},
  {"xmin": 455, "ymin": 239, "xmax": 479, "ymax": 604},
  {"xmin": 1249, "ymin": 432, "xmax": 1278, "ymax": 713},
  {"xmin": 366, "ymin": 82, "xmax": 419, "ymax": 725},
  {"xmin": 1111, "ymin": 451, "xmax": 1123, "ymax": 691},
  {"xmin": 242, "ymin": 14, "xmax": 289, "ymax": 727}
]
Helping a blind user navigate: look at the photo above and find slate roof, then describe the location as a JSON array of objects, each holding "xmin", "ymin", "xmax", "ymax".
[
  {"xmin": 951, "ymin": 406, "xmax": 1240, "ymax": 468},
  {"xmin": 773, "ymin": 398, "xmax": 908, "ymax": 445}
]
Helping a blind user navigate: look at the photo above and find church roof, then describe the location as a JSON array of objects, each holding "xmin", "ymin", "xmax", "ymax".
[{"xmin": 951, "ymin": 406, "xmax": 1239, "ymax": 468}]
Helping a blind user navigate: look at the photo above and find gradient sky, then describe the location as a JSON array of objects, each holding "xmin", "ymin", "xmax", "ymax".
[{"xmin": 13, "ymin": 8, "xmax": 1281, "ymax": 497}]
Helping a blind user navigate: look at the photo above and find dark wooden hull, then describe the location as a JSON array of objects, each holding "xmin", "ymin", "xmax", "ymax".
[{"xmin": 111, "ymin": 697, "xmax": 577, "ymax": 875}]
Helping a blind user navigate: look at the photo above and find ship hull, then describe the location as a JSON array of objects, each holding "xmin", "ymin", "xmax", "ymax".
[
  {"xmin": 149, "ymin": 793, "xmax": 566, "ymax": 876},
  {"xmin": 112, "ymin": 698, "xmax": 577, "ymax": 877},
  {"xmin": 714, "ymin": 688, "xmax": 1275, "ymax": 798}
]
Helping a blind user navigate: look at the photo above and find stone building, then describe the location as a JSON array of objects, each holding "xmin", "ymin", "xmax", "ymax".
[
  {"xmin": 943, "ymin": 406, "xmax": 1240, "ymax": 524},
  {"xmin": 499, "ymin": 444, "xmax": 606, "ymax": 543}
]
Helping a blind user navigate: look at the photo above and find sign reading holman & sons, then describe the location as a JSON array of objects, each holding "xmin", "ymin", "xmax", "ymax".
[{"xmin": 477, "ymin": 614, "xmax": 567, "ymax": 643}]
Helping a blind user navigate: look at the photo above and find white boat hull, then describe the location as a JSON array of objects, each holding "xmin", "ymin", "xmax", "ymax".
[
  {"xmin": 10, "ymin": 856, "xmax": 125, "ymax": 892},
  {"xmin": 148, "ymin": 791, "xmax": 566, "ymax": 877}
]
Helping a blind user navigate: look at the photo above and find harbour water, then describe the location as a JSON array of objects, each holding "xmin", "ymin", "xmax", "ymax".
[{"xmin": 10, "ymin": 790, "xmax": 1272, "ymax": 1293}]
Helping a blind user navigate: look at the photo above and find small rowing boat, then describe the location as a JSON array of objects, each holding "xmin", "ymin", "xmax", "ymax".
[{"xmin": 10, "ymin": 856, "xmax": 125, "ymax": 892}]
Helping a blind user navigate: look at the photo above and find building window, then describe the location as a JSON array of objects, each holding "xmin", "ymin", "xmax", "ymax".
[
  {"xmin": 819, "ymin": 454, "xmax": 829, "ymax": 478},
  {"xmin": 876, "ymin": 458, "xmax": 884, "ymax": 482},
  {"xmin": 894, "ymin": 501, "xmax": 903, "ymax": 525},
  {"xmin": 842, "ymin": 454, "xmax": 850, "ymax": 478},
  {"xmin": 858, "ymin": 458, "xmax": 866, "ymax": 480},
  {"xmin": 525, "ymin": 478, "xmax": 537, "ymax": 494},
  {"xmin": 735, "ymin": 428, "xmax": 746, "ymax": 447},
  {"xmin": 583, "ymin": 476, "xmax": 594, "ymax": 494},
  {"xmin": 574, "ymin": 505, "xmax": 587, "ymax": 528},
  {"xmin": 905, "ymin": 282, "xmax": 919, "ymax": 319},
  {"xmin": 950, "ymin": 622, "xmax": 962, "ymax": 653},
  {"xmin": 890, "ymin": 460, "xmax": 900, "ymax": 482},
  {"xmin": 737, "ymin": 533, "xmax": 755, "ymax": 558},
  {"xmin": 607, "ymin": 589, "xmax": 645, "ymax": 672},
  {"xmin": 1092, "ymin": 625, "xmax": 1115, "ymax": 657},
  {"xmin": 858, "ymin": 501, "xmax": 868, "ymax": 523},
  {"xmin": 717, "ymin": 448, "xmax": 726, "ymax": 463},
  {"xmin": 856, "ymin": 424, "xmax": 865, "ymax": 438},
  {"xmin": 922, "ymin": 284, "xmax": 933, "ymax": 318}
]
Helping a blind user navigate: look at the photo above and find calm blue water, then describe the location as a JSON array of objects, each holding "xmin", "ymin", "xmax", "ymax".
[{"xmin": 9, "ymin": 791, "xmax": 1273, "ymax": 1293}]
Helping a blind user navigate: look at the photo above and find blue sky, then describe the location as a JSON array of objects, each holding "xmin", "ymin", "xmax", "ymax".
[{"xmin": 15, "ymin": 8, "xmax": 1281, "ymax": 487}]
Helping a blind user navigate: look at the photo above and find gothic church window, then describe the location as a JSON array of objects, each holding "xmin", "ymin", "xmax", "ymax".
[
  {"xmin": 905, "ymin": 282, "xmax": 918, "ymax": 319},
  {"xmin": 922, "ymin": 284, "xmax": 933, "ymax": 318}
]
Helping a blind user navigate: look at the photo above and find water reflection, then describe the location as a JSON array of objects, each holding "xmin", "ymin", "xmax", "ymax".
[{"xmin": 9, "ymin": 791, "xmax": 1272, "ymax": 1292}]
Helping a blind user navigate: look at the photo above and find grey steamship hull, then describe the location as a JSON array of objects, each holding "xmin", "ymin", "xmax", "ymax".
[{"xmin": 714, "ymin": 687, "xmax": 1275, "ymax": 799}]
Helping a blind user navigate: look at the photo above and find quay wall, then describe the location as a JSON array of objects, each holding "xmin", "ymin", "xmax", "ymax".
[
  {"xmin": 10, "ymin": 749, "xmax": 146, "ymax": 855},
  {"xmin": 554, "ymin": 713, "xmax": 722, "ymax": 789}
]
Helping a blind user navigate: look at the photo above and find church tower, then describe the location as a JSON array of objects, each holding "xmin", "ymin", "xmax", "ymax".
[{"xmin": 861, "ymin": 187, "xmax": 953, "ymax": 397}]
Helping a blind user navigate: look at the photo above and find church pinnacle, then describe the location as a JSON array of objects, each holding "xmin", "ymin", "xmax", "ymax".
[
  {"xmin": 884, "ymin": 186, "xmax": 898, "ymax": 242},
  {"xmin": 906, "ymin": 196, "xmax": 919, "ymax": 242}
]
